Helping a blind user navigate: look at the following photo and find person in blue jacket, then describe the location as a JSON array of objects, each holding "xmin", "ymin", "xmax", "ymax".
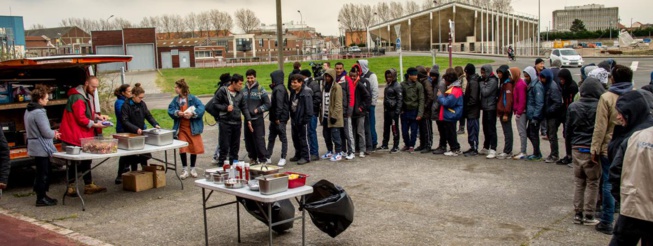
[
  {"xmin": 436, "ymin": 68, "xmax": 464, "ymax": 156},
  {"xmin": 113, "ymin": 84, "xmax": 132, "ymax": 184},
  {"xmin": 524, "ymin": 66, "xmax": 545, "ymax": 161},
  {"xmin": 168, "ymin": 79, "xmax": 205, "ymax": 179}
]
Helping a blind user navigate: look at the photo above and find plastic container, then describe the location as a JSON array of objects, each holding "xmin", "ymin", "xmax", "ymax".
[
  {"xmin": 285, "ymin": 172, "xmax": 309, "ymax": 189},
  {"xmin": 80, "ymin": 137, "xmax": 118, "ymax": 154}
]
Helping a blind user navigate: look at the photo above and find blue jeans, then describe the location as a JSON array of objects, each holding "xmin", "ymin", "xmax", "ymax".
[
  {"xmin": 369, "ymin": 106, "xmax": 378, "ymax": 146},
  {"xmin": 466, "ymin": 118, "xmax": 479, "ymax": 150},
  {"xmin": 600, "ymin": 155, "xmax": 615, "ymax": 224},
  {"xmin": 401, "ymin": 110, "xmax": 419, "ymax": 147},
  {"xmin": 308, "ymin": 115, "xmax": 319, "ymax": 156}
]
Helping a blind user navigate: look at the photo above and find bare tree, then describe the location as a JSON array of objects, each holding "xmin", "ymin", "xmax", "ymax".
[
  {"xmin": 389, "ymin": 1, "xmax": 405, "ymax": 19},
  {"xmin": 491, "ymin": 0, "xmax": 513, "ymax": 12},
  {"xmin": 209, "ymin": 10, "xmax": 233, "ymax": 37},
  {"xmin": 197, "ymin": 11, "xmax": 211, "ymax": 37},
  {"xmin": 29, "ymin": 24, "xmax": 46, "ymax": 30},
  {"xmin": 405, "ymin": 1, "xmax": 420, "ymax": 14},
  {"xmin": 185, "ymin": 13, "xmax": 198, "ymax": 37},
  {"xmin": 170, "ymin": 15, "xmax": 186, "ymax": 38},
  {"xmin": 338, "ymin": 3, "xmax": 360, "ymax": 32},
  {"xmin": 375, "ymin": 2, "xmax": 391, "ymax": 22},
  {"xmin": 421, "ymin": 0, "xmax": 434, "ymax": 10},
  {"xmin": 160, "ymin": 14, "xmax": 174, "ymax": 39},
  {"xmin": 113, "ymin": 17, "xmax": 132, "ymax": 29},
  {"xmin": 234, "ymin": 9, "xmax": 261, "ymax": 34}
]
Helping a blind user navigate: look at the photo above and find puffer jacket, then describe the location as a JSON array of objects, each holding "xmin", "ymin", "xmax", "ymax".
[
  {"xmin": 591, "ymin": 82, "xmax": 634, "ymax": 156},
  {"xmin": 540, "ymin": 69, "xmax": 563, "ymax": 119},
  {"xmin": 383, "ymin": 69, "xmax": 403, "ymax": 117},
  {"xmin": 321, "ymin": 69, "xmax": 344, "ymax": 128},
  {"xmin": 511, "ymin": 67, "xmax": 527, "ymax": 117},
  {"xmin": 496, "ymin": 65, "xmax": 514, "ymax": 118},
  {"xmin": 417, "ymin": 66, "xmax": 435, "ymax": 119},
  {"xmin": 351, "ymin": 75, "xmax": 371, "ymax": 118},
  {"xmin": 401, "ymin": 79, "xmax": 425, "ymax": 118},
  {"xmin": 608, "ymin": 90, "xmax": 653, "ymax": 221},
  {"xmin": 243, "ymin": 82, "xmax": 271, "ymax": 120},
  {"xmin": 524, "ymin": 66, "xmax": 545, "ymax": 121},
  {"xmin": 464, "ymin": 73, "xmax": 481, "ymax": 119},
  {"xmin": 480, "ymin": 65, "xmax": 499, "ymax": 111},
  {"xmin": 289, "ymin": 84, "xmax": 314, "ymax": 125},
  {"xmin": 269, "ymin": 70, "xmax": 290, "ymax": 123},
  {"xmin": 565, "ymin": 78, "xmax": 605, "ymax": 147},
  {"xmin": 437, "ymin": 80, "xmax": 464, "ymax": 122},
  {"xmin": 211, "ymin": 87, "xmax": 252, "ymax": 125}
]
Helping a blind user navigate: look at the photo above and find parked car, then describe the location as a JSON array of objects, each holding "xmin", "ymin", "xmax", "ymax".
[
  {"xmin": 0, "ymin": 55, "xmax": 132, "ymax": 169},
  {"xmin": 348, "ymin": 46, "xmax": 362, "ymax": 53},
  {"xmin": 549, "ymin": 48, "xmax": 584, "ymax": 67}
]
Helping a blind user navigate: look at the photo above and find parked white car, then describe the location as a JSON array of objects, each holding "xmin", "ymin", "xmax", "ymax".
[
  {"xmin": 348, "ymin": 46, "xmax": 362, "ymax": 53},
  {"xmin": 549, "ymin": 48, "xmax": 584, "ymax": 67}
]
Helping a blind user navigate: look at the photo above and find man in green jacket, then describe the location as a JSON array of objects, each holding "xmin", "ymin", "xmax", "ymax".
[{"xmin": 400, "ymin": 67, "xmax": 425, "ymax": 153}]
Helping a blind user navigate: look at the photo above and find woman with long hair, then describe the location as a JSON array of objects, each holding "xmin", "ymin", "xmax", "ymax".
[{"xmin": 167, "ymin": 79, "xmax": 205, "ymax": 179}]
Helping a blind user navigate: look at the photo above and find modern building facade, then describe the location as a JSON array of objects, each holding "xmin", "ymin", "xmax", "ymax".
[
  {"xmin": 553, "ymin": 4, "xmax": 618, "ymax": 32},
  {"xmin": 0, "ymin": 15, "xmax": 25, "ymax": 59}
]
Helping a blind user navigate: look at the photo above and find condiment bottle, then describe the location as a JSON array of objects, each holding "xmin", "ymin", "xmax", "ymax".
[
  {"xmin": 223, "ymin": 161, "xmax": 231, "ymax": 172},
  {"xmin": 244, "ymin": 163, "xmax": 250, "ymax": 180},
  {"xmin": 233, "ymin": 160, "xmax": 240, "ymax": 179},
  {"xmin": 235, "ymin": 161, "xmax": 243, "ymax": 180}
]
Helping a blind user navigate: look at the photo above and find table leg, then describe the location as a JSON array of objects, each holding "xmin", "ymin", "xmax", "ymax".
[
  {"xmin": 74, "ymin": 162, "xmax": 86, "ymax": 211},
  {"xmin": 174, "ymin": 149, "xmax": 183, "ymax": 190},
  {"xmin": 62, "ymin": 160, "xmax": 69, "ymax": 205},
  {"xmin": 268, "ymin": 203, "xmax": 273, "ymax": 246},
  {"xmin": 302, "ymin": 196, "xmax": 306, "ymax": 246},
  {"xmin": 237, "ymin": 200, "xmax": 241, "ymax": 243},
  {"xmin": 202, "ymin": 188, "xmax": 208, "ymax": 246}
]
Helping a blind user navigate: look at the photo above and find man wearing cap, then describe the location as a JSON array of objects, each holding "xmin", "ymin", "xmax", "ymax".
[{"xmin": 400, "ymin": 67, "xmax": 425, "ymax": 153}]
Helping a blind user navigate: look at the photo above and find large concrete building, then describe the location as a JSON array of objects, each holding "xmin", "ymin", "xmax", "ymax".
[
  {"xmin": 553, "ymin": 4, "xmax": 618, "ymax": 32},
  {"xmin": 0, "ymin": 16, "xmax": 25, "ymax": 59},
  {"xmin": 368, "ymin": 1, "xmax": 539, "ymax": 56}
]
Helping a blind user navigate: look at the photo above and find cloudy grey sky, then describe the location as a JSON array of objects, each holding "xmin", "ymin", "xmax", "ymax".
[{"xmin": 4, "ymin": 0, "xmax": 652, "ymax": 35}]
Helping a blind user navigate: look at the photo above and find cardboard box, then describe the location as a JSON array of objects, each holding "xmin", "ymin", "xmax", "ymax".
[
  {"xmin": 122, "ymin": 171, "xmax": 154, "ymax": 192},
  {"xmin": 144, "ymin": 164, "xmax": 166, "ymax": 188}
]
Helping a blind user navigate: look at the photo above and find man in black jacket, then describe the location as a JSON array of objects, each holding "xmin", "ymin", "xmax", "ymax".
[
  {"xmin": 350, "ymin": 65, "xmax": 371, "ymax": 157},
  {"xmin": 243, "ymin": 69, "xmax": 271, "ymax": 165},
  {"xmin": 0, "ymin": 127, "xmax": 10, "ymax": 193},
  {"xmin": 479, "ymin": 64, "xmax": 499, "ymax": 158},
  {"xmin": 557, "ymin": 69, "xmax": 579, "ymax": 165},
  {"xmin": 540, "ymin": 69, "xmax": 564, "ymax": 163},
  {"xmin": 214, "ymin": 74, "xmax": 253, "ymax": 165},
  {"xmin": 267, "ymin": 70, "xmax": 290, "ymax": 166},
  {"xmin": 210, "ymin": 73, "xmax": 232, "ymax": 164},
  {"xmin": 416, "ymin": 66, "xmax": 435, "ymax": 153},
  {"xmin": 463, "ymin": 64, "xmax": 481, "ymax": 156},
  {"xmin": 289, "ymin": 74, "xmax": 314, "ymax": 165},
  {"xmin": 300, "ymin": 69, "xmax": 322, "ymax": 161},
  {"xmin": 378, "ymin": 68, "xmax": 403, "ymax": 153}
]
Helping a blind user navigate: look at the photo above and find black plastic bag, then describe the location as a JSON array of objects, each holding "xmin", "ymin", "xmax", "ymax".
[
  {"xmin": 302, "ymin": 179, "xmax": 355, "ymax": 238},
  {"xmin": 237, "ymin": 197, "xmax": 295, "ymax": 233}
]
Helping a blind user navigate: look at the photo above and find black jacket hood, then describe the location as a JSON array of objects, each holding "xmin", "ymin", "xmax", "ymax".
[
  {"xmin": 27, "ymin": 101, "xmax": 43, "ymax": 112},
  {"xmin": 579, "ymin": 77, "xmax": 605, "ymax": 100},
  {"xmin": 616, "ymin": 90, "xmax": 653, "ymax": 132},
  {"xmin": 416, "ymin": 66, "xmax": 428, "ymax": 80},
  {"xmin": 558, "ymin": 69, "xmax": 575, "ymax": 88},
  {"xmin": 496, "ymin": 65, "xmax": 511, "ymax": 83},
  {"xmin": 385, "ymin": 68, "xmax": 398, "ymax": 83},
  {"xmin": 270, "ymin": 70, "xmax": 285, "ymax": 87}
]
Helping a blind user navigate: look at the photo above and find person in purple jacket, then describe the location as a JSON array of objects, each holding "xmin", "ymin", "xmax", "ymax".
[{"xmin": 512, "ymin": 67, "xmax": 528, "ymax": 160}]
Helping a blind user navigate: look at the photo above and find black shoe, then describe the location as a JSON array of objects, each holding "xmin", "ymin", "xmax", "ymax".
[
  {"xmin": 390, "ymin": 147, "xmax": 399, "ymax": 153},
  {"xmin": 36, "ymin": 197, "xmax": 57, "ymax": 207},
  {"xmin": 377, "ymin": 145, "xmax": 388, "ymax": 150},
  {"xmin": 297, "ymin": 159, "xmax": 309, "ymax": 165},
  {"xmin": 414, "ymin": 146, "xmax": 425, "ymax": 151},
  {"xmin": 364, "ymin": 151, "xmax": 371, "ymax": 156},
  {"xmin": 595, "ymin": 222, "xmax": 614, "ymax": 235},
  {"xmin": 289, "ymin": 156, "xmax": 301, "ymax": 162},
  {"xmin": 462, "ymin": 148, "xmax": 475, "ymax": 154},
  {"xmin": 432, "ymin": 147, "xmax": 446, "ymax": 155},
  {"xmin": 420, "ymin": 147, "xmax": 432, "ymax": 154},
  {"xmin": 573, "ymin": 212, "xmax": 583, "ymax": 224},
  {"xmin": 115, "ymin": 177, "xmax": 122, "ymax": 185},
  {"xmin": 464, "ymin": 150, "xmax": 479, "ymax": 157},
  {"xmin": 44, "ymin": 195, "xmax": 58, "ymax": 204},
  {"xmin": 310, "ymin": 155, "xmax": 319, "ymax": 161}
]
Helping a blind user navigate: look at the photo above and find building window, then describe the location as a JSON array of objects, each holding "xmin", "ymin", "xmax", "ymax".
[{"xmin": 195, "ymin": 51, "xmax": 212, "ymax": 58}]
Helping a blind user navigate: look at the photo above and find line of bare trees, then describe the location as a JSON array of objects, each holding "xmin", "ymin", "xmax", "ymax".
[{"xmin": 31, "ymin": 9, "xmax": 264, "ymax": 39}]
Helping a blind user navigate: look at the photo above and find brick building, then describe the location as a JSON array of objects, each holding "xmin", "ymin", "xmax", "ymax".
[
  {"xmin": 91, "ymin": 28, "xmax": 157, "ymax": 71},
  {"xmin": 25, "ymin": 26, "xmax": 91, "ymax": 55}
]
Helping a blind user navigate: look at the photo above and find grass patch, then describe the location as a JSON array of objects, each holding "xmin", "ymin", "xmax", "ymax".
[
  {"xmin": 159, "ymin": 56, "xmax": 494, "ymax": 95},
  {"xmin": 101, "ymin": 109, "xmax": 175, "ymax": 136}
]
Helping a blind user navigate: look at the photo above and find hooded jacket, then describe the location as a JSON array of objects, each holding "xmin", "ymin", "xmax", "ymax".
[
  {"xmin": 336, "ymin": 71, "xmax": 355, "ymax": 117},
  {"xmin": 243, "ymin": 81, "xmax": 271, "ymax": 120},
  {"xmin": 608, "ymin": 91, "xmax": 653, "ymax": 222},
  {"xmin": 437, "ymin": 80, "xmax": 464, "ymax": 122},
  {"xmin": 511, "ymin": 67, "xmax": 527, "ymax": 116},
  {"xmin": 565, "ymin": 78, "xmax": 605, "ymax": 147},
  {"xmin": 417, "ymin": 66, "xmax": 435, "ymax": 119},
  {"xmin": 25, "ymin": 102, "xmax": 57, "ymax": 157},
  {"xmin": 550, "ymin": 60, "xmax": 562, "ymax": 86},
  {"xmin": 496, "ymin": 65, "xmax": 514, "ymax": 118},
  {"xmin": 383, "ymin": 68, "xmax": 403, "ymax": 117},
  {"xmin": 524, "ymin": 66, "xmax": 545, "ymax": 121},
  {"xmin": 210, "ymin": 86, "xmax": 251, "ymax": 125},
  {"xmin": 114, "ymin": 95, "xmax": 127, "ymax": 133},
  {"xmin": 351, "ymin": 67, "xmax": 371, "ymax": 119},
  {"xmin": 59, "ymin": 85, "xmax": 99, "ymax": 146},
  {"xmin": 289, "ymin": 83, "xmax": 314, "ymax": 125},
  {"xmin": 358, "ymin": 60, "xmax": 379, "ymax": 106},
  {"xmin": 464, "ymin": 65, "xmax": 481, "ymax": 119},
  {"xmin": 301, "ymin": 71, "xmax": 322, "ymax": 115},
  {"xmin": 540, "ymin": 69, "xmax": 564, "ymax": 119},
  {"xmin": 321, "ymin": 69, "xmax": 343, "ymax": 128},
  {"xmin": 431, "ymin": 65, "xmax": 446, "ymax": 118},
  {"xmin": 269, "ymin": 70, "xmax": 290, "ymax": 123},
  {"xmin": 558, "ymin": 69, "xmax": 579, "ymax": 117},
  {"xmin": 401, "ymin": 77, "xmax": 425, "ymax": 118},
  {"xmin": 591, "ymin": 81, "xmax": 634, "ymax": 156},
  {"xmin": 121, "ymin": 98, "xmax": 158, "ymax": 134},
  {"xmin": 480, "ymin": 65, "xmax": 499, "ymax": 111}
]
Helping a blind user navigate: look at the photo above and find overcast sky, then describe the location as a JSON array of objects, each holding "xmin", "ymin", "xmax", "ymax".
[{"xmin": 4, "ymin": 0, "xmax": 652, "ymax": 36}]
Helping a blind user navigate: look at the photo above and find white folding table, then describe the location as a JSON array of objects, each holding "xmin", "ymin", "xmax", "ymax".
[
  {"xmin": 53, "ymin": 140, "xmax": 188, "ymax": 210},
  {"xmin": 195, "ymin": 179, "xmax": 313, "ymax": 246}
]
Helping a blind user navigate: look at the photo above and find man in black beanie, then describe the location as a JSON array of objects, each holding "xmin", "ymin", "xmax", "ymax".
[{"xmin": 463, "ymin": 64, "xmax": 481, "ymax": 156}]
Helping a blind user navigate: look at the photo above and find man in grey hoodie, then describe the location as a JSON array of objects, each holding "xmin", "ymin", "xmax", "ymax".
[
  {"xmin": 479, "ymin": 64, "xmax": 499, "ymax": 158},
  {"xmin": 358, "ymin": 60, "xmax": 379, "ymax": 150}
]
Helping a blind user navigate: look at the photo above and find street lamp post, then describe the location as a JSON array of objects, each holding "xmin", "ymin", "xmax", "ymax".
[
  {"xmin": 106, "ymin": 15, "xmax": 114, "ymax": 30},
  {"xmin": 434, "ymin": 1, "xmax": 441, "ymax": 52},
  {"xmin": 537, "ymin": 0, "xmax": 540, "ymax": 56},
  {"xmin": 297, "ymin": 10, "xmax": 303, "ymax": 56}
]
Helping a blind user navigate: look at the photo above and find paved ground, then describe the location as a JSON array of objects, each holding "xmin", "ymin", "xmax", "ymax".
[{"xmin": 2, "ymin": 53, "xmax": 647, "ymax": 245}]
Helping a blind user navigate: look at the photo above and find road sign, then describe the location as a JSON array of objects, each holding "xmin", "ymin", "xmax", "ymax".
[{"xmin": 396, "ymin": 38, "xmax": 401, "ymax": 49}]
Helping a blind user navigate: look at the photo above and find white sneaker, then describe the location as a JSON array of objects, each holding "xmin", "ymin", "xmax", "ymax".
[
  {"xmin": 359, "ymin": 152, "xmax": 366, "ymax": 158},
  {"xmin": 444, "ymin": 150, "xmax": 462, "ymax": 156},
  {"xmin": 190, "ymin": 168, "xmax": 198, "ymax": 178},
  {"xmin": 486, "ymin": 150, "xmax": 497, "ymax": 159},
  {"xmin": 480, "ymin": 148, "xmax": 489, "ymax": 155},
  {"xmin": 345, "ymin": 153, "xmax": 355, "ymax": 160},
  {"xmin": 180, "ymin": 169, "xmax": 190, "ymax": 180},
  {"xmin": 321, "ymin": 151, "xmax": 333, "ymax": 159},
  {"xmin": 277, "ymin": 158, "xmax": 286, "ymax": 167},
  {"xmin": 266, "ymin": 158, "xmax": 272, "ymax": 164},
  {"xmin": 497, "ymin": 153, "xmax": 511, "ymax": 159},
  {"xmin": 512, "ymin": 153, "xmax": 526, "ymax": 160}
]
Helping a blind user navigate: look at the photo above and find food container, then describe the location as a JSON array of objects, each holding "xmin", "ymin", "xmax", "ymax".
[
  {"xmin": 143, "ymin": 129, "xmax": 174, "ymax": 146},
  {"xmin": 80, "ymin": 137, "xmax": 118, "ymax": 154},
  {"xmin": 112, "ymin": 133, "xmax": 145, "ymax": 150},
  {"xmin": 224, "ymin": 179, "xmax": 247, "ymax": 189},
  {"xmin": 249, "ymin": 164, "xmax": 282, "ymax": 178},
  {"xmin": 257, "ymin": 173, "xmax": 289, "ymax": 195},
  {"xmin": 285, "ymin": 172, "xmax": 309, "ymax": 189},
  {"xmin": 65, "ymin": 146, "xmax": 81, "ymax": 155},
  {"xmin": 212, "ymin": 171, "xmax": 229, "ymax": 184}
]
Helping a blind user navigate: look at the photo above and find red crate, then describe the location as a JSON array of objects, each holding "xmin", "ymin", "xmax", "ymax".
[{"xmin": 284, "ymin": 172, "xmax": 309, "ymax": 189}]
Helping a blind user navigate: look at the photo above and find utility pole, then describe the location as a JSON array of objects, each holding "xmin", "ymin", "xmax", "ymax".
[
  {"xmin": 537, "ymin": 0, "xmax": 540, "ymax": 56},
  {"xmin": 276, "ymin": 0, "xmax": 283, "ymax": 70},
  {"xmin": 448, "ymin": 19, "xmax": 453, "ymax": 68}
]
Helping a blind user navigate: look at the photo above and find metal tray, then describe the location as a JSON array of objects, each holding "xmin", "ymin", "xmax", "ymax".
[
  {"xmin": 143, "ymin": 129, "xmax": 174, "ymax": 146},
  {"xmin": 257, "ymin": 173, "xmax": 288, "ymax": 195},
  {"xmin": 112, "ymin": 133, "xmax": 145, "ymax": 150},
  {"xmin": 249, "ymin": 164, "xmax": 282, "ymax": 177}
]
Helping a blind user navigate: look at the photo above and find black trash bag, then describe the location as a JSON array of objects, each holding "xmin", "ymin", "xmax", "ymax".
[
  {"xmin": 302, "ymin": 179, "xmax": 355, "ymax": 238},
  {"xmin": 237, "ymin": 197, "xmax": 295, "ymax": 233}
]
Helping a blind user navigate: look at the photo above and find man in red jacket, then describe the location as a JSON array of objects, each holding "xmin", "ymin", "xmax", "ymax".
[{"xmin": 59, "ymin": 77, "xmax": 108, "ymax": 196}]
